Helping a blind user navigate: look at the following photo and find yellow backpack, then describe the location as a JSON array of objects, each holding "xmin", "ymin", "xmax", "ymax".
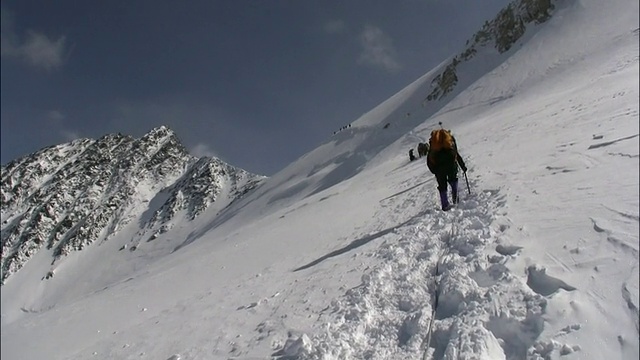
[{"xmin": 429, "ymin": 129, "xmax": 454, "ymax": 152}]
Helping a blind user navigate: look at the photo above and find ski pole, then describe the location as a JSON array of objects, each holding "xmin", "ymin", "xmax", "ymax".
[{"xmin": 464, "ymin": 171, "xmax": 471, "ymax": 194}]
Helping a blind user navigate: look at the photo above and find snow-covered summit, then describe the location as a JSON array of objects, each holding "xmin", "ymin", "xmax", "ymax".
[{"xmin": 0, "ymin": 126, "xmax": 265, "ymax": 284}]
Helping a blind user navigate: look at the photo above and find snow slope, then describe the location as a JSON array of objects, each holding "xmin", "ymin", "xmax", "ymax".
[{"xmin": 1, "ymin": 0, "xmax": 638, "ymax": 359}]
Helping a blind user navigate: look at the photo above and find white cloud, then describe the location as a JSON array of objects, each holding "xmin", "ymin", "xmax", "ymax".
[
  {"xmin": 20, "ymin": 31, "xmax": 66, "ymax": 70},
  {"xmin": 1, "ymin": 9, "xmax": 67, "ymax": 70},
  {"xmin": 324, "ymin": 20, "xmax": 346, "ymax": 34},
  {"xmin": 191, "ymin": 143, "xmax": 219, "ymax": 159},
  {"xmin": 42, "ymin": 109, "xmax": 77, "ymax": 141},
  {"xmin": 44, "ymin": 109, "xmax": 77, "ymax": 141},
  {"xmin": 60, "ymin": 129, "xmax": 81, "ymax": 142},
  {"xmin": 47, "ymin": 110, "xmax": 66, "ymax": 121},
  {"xmin": 357, "ymin": 25, "xmax": 401, "ymax": 73}
]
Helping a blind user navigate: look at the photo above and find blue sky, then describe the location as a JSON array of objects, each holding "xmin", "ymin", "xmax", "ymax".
[{"xmin": 1, "ymin": 0, "xmax": 510, "ymax": 175}]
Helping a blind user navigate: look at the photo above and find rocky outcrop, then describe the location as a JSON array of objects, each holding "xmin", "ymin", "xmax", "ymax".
[
  {"xmin": 0, "ymin": 126, "xmax": 265, "ymax": 283},
  {"xmin": 425, "ymin": 0, "xmax": 556, "ymax": 102}
]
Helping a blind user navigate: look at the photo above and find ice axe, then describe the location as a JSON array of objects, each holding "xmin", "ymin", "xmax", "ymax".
[{"xmin": 464, "ymin": 171, "xmax": 471, "ymax": 194}]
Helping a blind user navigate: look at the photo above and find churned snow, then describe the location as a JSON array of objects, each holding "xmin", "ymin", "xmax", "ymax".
[{"xmin": 1, "ymin": 0, "xmax": 638, "ymax": 359}]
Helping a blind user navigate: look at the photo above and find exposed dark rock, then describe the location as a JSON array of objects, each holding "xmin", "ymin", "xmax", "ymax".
[
  {"xmin": 425, "ymin": 0, "xmax": 556, "ymax": 102},
  {"xmin": 1, "ymin": 126, "xmax": 265, "ymax": 283}
]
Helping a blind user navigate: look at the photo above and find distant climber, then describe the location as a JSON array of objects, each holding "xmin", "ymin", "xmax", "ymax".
[
  {"xmin": 426, "ymin": 127, "xmax": 467, "ymax": 211},
  {"xmin": 417, "ymin": 142, "xmax": 429, "ymax": 157},
  {"xmin": 409, "ymin": 149, "xmax": 416, "ymax": 161}
]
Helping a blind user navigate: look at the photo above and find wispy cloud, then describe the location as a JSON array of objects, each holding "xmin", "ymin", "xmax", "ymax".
[
  {"xmin": 20, "ymin": 31, "xmax": 67, "ymax": 70},
  {"xmin": 43, "ymin": 109, "xmax": 78, "ymax": 141},
  {"xmin": 357, "ymin": 25, "xmax": 401, "ymax": 73},
  {"xmin": 47, "ymin": 110, "xmax": 66, "ymax": 121},
  {"xmin": 1, "ymin": 8, "xmax": 68, "ymax": 70},
  {"xmin": 191, "ymin": 143, "xmax": 219, "ymax": 159},
  {"xmin": 60, "ymin": 129, "xmax": 81, "ymax": 142},
  {"xmin": 324, "ymin": 20, "xmax": 346, "ymax": 34}
]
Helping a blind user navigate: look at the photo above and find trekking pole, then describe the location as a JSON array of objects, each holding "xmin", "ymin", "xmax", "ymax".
[{"xmin": 464, "ymin": 171, "xmax": 471, "ymax": 194}]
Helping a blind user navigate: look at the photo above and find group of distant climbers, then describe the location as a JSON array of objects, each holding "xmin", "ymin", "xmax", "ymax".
[
  {"xmin": 409, "ymin": 124, "xmax": 467, "ymax": 211},
  {"xmin": 333, "ymin": 124, "xmax": 351, "ymax": 135},
  {"xmin": 408, "ymin": 142, "xmax": 429, "ymax": 161}
]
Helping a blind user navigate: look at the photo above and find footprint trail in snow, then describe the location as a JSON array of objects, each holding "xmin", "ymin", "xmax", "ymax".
[{"xmin": 293, "ymin": 181, "xmax": 581, "ymax": 360}]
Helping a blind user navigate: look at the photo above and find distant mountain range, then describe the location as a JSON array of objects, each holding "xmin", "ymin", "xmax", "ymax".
[{"xmin": 0, "ymin": 126, "xmax": 265, "ymax": 284}]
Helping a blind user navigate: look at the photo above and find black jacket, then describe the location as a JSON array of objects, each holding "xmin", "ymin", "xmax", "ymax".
[{"xmin": 426, "ymin": 137, "xmax": 466, "ymax": 176}]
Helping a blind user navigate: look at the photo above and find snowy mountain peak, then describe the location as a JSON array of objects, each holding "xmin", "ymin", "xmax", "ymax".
[
  {"xmin": 140, "ymin": 125, "xmax": 180, "ymax": 146},
  {"xmin": 0, "ymin": 127, "xmax": 265, "ymax": 284}
]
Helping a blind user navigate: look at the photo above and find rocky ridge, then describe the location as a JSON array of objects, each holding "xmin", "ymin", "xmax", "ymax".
[
  {"xmin": 424, "ymin": 0, "xmax": 556, "ymax": 102},
  {"xmin": 0, "ymin": 126, "xmax": 265, "ymax": 283}
]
